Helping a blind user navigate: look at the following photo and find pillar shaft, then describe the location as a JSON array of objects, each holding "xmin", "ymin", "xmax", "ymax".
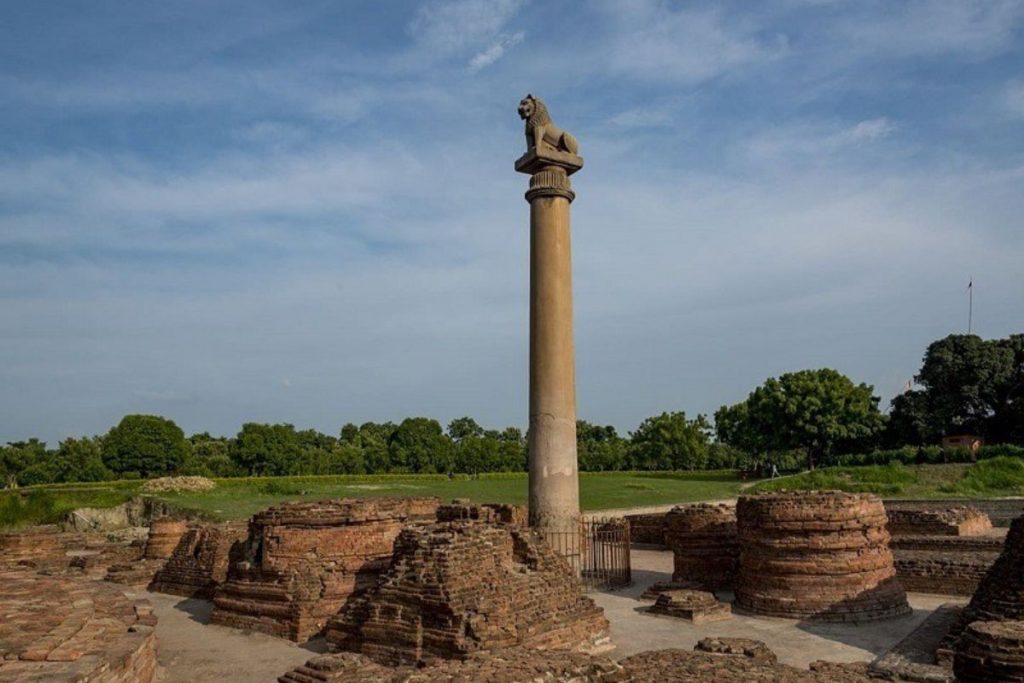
[{"xmin": 528, "ymin": 192, "xmax": 579, "ymax": 530}]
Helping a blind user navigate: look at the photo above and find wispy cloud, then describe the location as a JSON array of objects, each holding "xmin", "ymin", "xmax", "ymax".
[
  {"xmin": 409, "ymin": 0, "xmax": 525, "ymax": 52},
  {"xmin": 468, "ymin": 31, "xmax": 525, "ymax": 72}
]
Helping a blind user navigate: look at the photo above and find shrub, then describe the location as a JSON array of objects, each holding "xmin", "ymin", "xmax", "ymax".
[{"xmin": 941, "ymin": 456, "xmax": 1024, "ymax": 495}]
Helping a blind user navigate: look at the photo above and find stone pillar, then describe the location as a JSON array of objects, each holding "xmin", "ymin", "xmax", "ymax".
[{"xmin": 515, "ymin": 137, "xmax": 584, "ymax": 553}]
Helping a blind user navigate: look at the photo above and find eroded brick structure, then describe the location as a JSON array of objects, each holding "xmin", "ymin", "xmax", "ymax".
[
  {"xmin": 106, "ymin": 517, "xmax": 191, "ymax": 587},
  {"xmin": 953, "ymin": 620, "xmax": 1024, "ymax": 683},
  {"xmin": 624, "ymin": 512, "xmax": 667, "ymax": 545},
  {"xmin": 0, "ymin": 570, "xmax": 158, "ymax": 683},
  {"xmin": 886, "ymin": 505, "xmax": 993, "ymax": 537},
  {"xmin": 210, "ymin": 498, "xmax": 439, "ymax": 642},
  {"xmin": 648, "ymin": 589, "xmax": 731, "ymax": 623},
  {"xmin": 939, "ymin": 516, "xmax": 1024, "ymax": 662},
  {"xmin": 327, "ymin": 518, "xmax": 611, "ymax": 665},
  {"xmin": 618, "ymin": 646, "xmax": 873, "ymax": 682},
  {"xmin": 278, "ymin": 647, "xmax": 626, "ymax": 683},
  {"xmin": 149, "ymin": 521, "xmax": 247, "ymax": 599},
  {"xmin": 735, "ymin": 491, "xmax": 910, "ymax": 622},
  {"xmin": 664, "ymin": 503, "xmax": 738, "ymax": 591},
  {"xmin": 0, "ymin": 524, "xmax": 144, "ymax": 579}
]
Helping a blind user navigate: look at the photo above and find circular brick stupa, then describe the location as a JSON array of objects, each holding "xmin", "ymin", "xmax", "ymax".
[
  {"xmin": 0, "ymin": 570, "xmax": 158, "ymax": 683},
  {"xmin": 954, "ymin": 620, "xmax": 1024, "ymax": 683},
  {"xmin": 735, "ymin": 491, "xmax": 910, "ymax": 622}
]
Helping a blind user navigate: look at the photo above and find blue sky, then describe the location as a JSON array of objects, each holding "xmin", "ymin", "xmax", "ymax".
[{"xmin": 2, "ymin": 0, "xmax": 1023, "ymax": 444}]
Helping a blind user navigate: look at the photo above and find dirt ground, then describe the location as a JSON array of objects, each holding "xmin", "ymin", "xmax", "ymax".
[{"xmin": 143, "ymin": 547, "xmax": 963, "ymax": 682}]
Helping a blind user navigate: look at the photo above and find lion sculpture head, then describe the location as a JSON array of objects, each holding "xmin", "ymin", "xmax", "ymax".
[{"xmin": 518, "ymin": 94, "xmax": 551, "ymax": 128}]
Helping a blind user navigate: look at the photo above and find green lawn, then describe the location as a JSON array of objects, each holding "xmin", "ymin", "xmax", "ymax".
[
  {"xmin": 750, "ymin": 457, "xmax": 1024, "ymax": 498},
  {"xmin": 0, "ymin": 471, "xmax": 743, "ymax": 528}
]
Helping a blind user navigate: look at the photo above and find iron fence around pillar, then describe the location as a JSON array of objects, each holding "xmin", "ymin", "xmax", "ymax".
[{"xmin": 536, "ymin": 517, "xmax": 631, "ymax": 591}]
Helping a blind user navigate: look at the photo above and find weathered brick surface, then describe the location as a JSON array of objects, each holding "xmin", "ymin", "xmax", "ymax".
[
  {"xmin": 436, "ymin": 500, "xmax": 527, "ymax": 526},
  {"xmin": 869, "ymin": 603, "xmax": 959, "ymax": 682},
  {"xmin": 954, "ymin": 620, "xmax": 1024, "ymax": 683},
  {"xmin": 105, "ymin": 517, "xmax": 192, "ymax": 587},
  {"xmin": 0, "ymin": 570, "xmax": 158, "ymax": 683},
  {"xmin": 327, "ymin": 519, "xmax": 611, "ymax": 665},
  {"xmin": 664, "ymin": 503, "xmax": 737, "ymax": 591},
  {"xmin": 886, "ymin": 505, "xmax": 993, "ymax": 537},
  {"xmin": 624, "ymin": 513, "xmax": 667, "ymax": 545},
  {"xmin": 648, "ymin": 590, "xmax": 731, "ymax": 623},
  {"xmin": 939, "ymin": 516, "xmax": 1024, "ymax": 662},
  {"xmin": 639, "ymin": 580, "xmax": 705, "ymax": 600},
  {"xmin": 278, "ymin": 648, "xmax": 627, "ymax": 683},
  {"xmin": 894, "ymin": 550, "xmax": 999, "ymax": 596},
  {"xmin": 210, "ymin": 498, "xmax": 439, "ymax": 642},
  {"xmin": 694, "ymin": 637, "xmax": 777, "ymax": 664},
  {"xmin": 735, "ymin": 491, "xmax": 910, "ymax": 622},
  {"xmin": 149, "ymin": 521, "xmax": 247, "ymax": 599},
  {"xmin": 618, "ymin": 647, "xmax": 873, "ymax": 682},
  {"xmin": 0, "ymin": 524, "xmax": 145, "ymax": 579}
]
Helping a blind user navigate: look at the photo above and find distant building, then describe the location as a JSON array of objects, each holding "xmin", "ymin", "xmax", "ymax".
[{"xmin": 942, "ymin": 434, "xmax": 984, "ymax": 454}]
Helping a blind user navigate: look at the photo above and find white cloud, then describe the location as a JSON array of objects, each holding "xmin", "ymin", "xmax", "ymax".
[
  {"xmin": 602, "ymin": 2, "xmax": 784, "ymax": 84},
  {"xmin": 409, "ymin": 0, "xmax": 526, "ymax": 52},
  {"xmin": 607, "ymin": 106, "xmax": 674, "ymax": 128},
  {"xmin": 744, "ymin": 117, "xmax": 899, "ymax": 163},
  {"xmin": 468, "ymin": 31, "xmax": 525, "ymax": 72},
  {"xmin": 1005, "ymin": 80, "xmax": 1024, "ymax": 117}
]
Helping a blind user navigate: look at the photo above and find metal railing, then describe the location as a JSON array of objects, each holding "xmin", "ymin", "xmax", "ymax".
[{"xmin": 538, "ymin": 517, "xmax": 631, "ymax": 591}]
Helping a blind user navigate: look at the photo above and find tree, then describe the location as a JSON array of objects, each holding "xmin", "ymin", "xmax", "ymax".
[
  {"xmin": 883, "ymin": 390, "xmax": 933, "ymax": 447},
  {"xmin": 388, "ymin": 417, "xmax": 453, "ymax": 473},
  {"xmin": 728, "ymin": 368, "xmax": 885, "ymax": 470},
  {"xmin": 447, "ymin": 417, "xmax": 484, "ymax": 442},
  {"xmin": 102, "ymin": 415, "xmax": 189, "ymax": 478},
  {"xmin": 577, "ymin": 421, "xmax": 628, "ymax": 471},
  {"xmin": 230, "ymin": 423, "xmax": 304, "ymax": 476},
  {"xmin": 1, "ymin": 439, "xmax": 47, "ymax": 488},
  {"xmin": 53, "ymin": 437, "xmax": 110, "ymax": 483},
  {"xmin": 915, "ymin": 335, "xmax": 1014, "ymax": 437},
  {"xmin": 628, "ymin": 412, "xmax": 711, "ymax": 470}
]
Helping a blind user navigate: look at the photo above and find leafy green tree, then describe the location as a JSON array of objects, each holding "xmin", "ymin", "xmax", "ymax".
[
  {"xmin": 1, "ymin": 439, "xmax": 47, "ymax": 488},
  {"xmin": 388, "ymin": 417, "xmax": 453, "ymax": 473},
  {"xmin": 915, "ymin": 335, "xmax": 1014, "ymax": 437},
  {"xmin": 496, "ymin": 427, "xmax": 527, "ymax": 471},
  {"xmin": 102, "ymin": 415, "xmax": 189, "ymax": 478},
  {"xmin": 883, "ymin": 390, "xmax": 934, "ymax": 446},
  {"xmin": 628, "ymin": 412, "xmax": 711, "ymax": 470},
  {"xmin": 736, "ymin": 368, "xmax": 885, "ymax": 470},
  {"xmin": 447, "ymin": 417, "xmax": 484, "ymax": 442},
  {"xmin": 577, "ymin": 421, "xmax": 628, "ymax": 471},
  {"xmin": 230, "ymin": 423, "xmax": 303, "ymax": 476},
  {"xmin": 53, "ymin": 437, "xmax": 111, "ymax": 483},
  {"xmin": 356, "ymin": 422, "xmax": 396, "ymax": 473},
  {"xmin": 329, "ymin": 441, "xmax": 366, "ymax": 474}
]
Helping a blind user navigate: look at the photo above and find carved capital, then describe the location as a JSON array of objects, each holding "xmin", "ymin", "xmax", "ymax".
[{"xmin": 525, "ymin": 166, "xmax": 575, "ymax": 203}]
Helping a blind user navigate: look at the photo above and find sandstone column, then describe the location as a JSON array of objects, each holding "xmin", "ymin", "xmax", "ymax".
[{"xmin": 514, "ymin": 95, "xmax": 583, "ymax": 560}]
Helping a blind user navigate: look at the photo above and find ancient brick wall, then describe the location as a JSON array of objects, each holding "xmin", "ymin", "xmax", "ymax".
[
  {"xmin": 735, "ymin": 491, "xmax": 910, "ymax": 622},
  {"xmin": 664, "ymin": 503, "xmax": 737, "ymax": 591},
  {"xmin": 0, "ymin": 524, "xmax": 145, "ymax": 579},
  {"xmin": 210, "ymin": 497, "xmax": 439, "ymax": 642},
  {"xmin": 886, "ymin": 505, "xmax": 992, "ymax": 537},
  {"xmin": 938, "ymin": 515, "xmax": 1024, "ymax": 662},
  {"xmin": 0, "ymin": 570, "xmax": 158, "ymax": 683},
  {"xmin": 149, "ymin": 521, "xmax": 247, "ymax": 599},
  {"xmin": 953, "ymin": 620, "xmax": 1024, "ymax": 683},
  {"xmin": 624, "ymin": 513, "xmax": 667, "ymax": 545},
  {"xmin": 327, "ymin": 518, "xmax": 611, "ymax": 665},
  {"xmin": 885, "ymin": 499, "xmax": 1024, "ymax": 528},
  {"xmin": 144, "ymin": 517, "xmax": 189, "ymax": 559}
]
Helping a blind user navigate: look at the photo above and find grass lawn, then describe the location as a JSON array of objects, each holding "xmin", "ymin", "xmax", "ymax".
[
  {"xmin": 0, "ymin": 471, "xmax": 743, "ymax": 528},
  {"xmin": 751, "ymin": 457, "xmax": 1024, "ymax": 498}
]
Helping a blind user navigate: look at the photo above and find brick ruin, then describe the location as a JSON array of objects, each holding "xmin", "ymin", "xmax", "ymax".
[
  {"xmin": 886, "ymin": 505, "xmax": 993, "ymax": 537},
  {"xmin": 0, "ymin": 524, "xmax": 144, "ymax": 579},
  {"xmin": 209, "ymin": 497, "xmax": 440, "ymax": 642},
  {"xmin": 148, "ymin": 521, "xmax": 248, "ymax": 599},
  {"xmin": 105, "ymin": 517, "xmax": 190, "ymax": 587},
  {"xmin": 0, "ymin": 569, "xmax": 158, "ymax": 683},
  {"xmin": 884, "ymin": 504, "xmax": 1003, "ymax": 597},
  {"xmin": 664, "ymin": 503, "xmax": 738, "ymax": 591},
  {"xmin": 648, "ymin": 589, "xmax": 731, "ymax": 623},
  {"xmin": 938, "ymin": 515, "xmax": 1024, "ymax": 664},
  {"xmin": 953, "ymin": 620, "xmax": 1024, "ymax": 683},
  {"xmin": 624, "ymin": 512, "xmax": 667, "ymax": 545},
  {"xmin": 326, "ymin": 516, "xmax": 611, "ymax": 665},
  {"xmin": 278, "ymin": 647, "xmax": 627, "ymax": 683},
  {"xmin": 735, "ymin": 491, "xmax": 910, "ymax": 622}
]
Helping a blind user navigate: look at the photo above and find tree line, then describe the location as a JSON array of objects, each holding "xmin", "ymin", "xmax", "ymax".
[{"xmin": 1, "ymin": 333, "xmax": 1020, "ymax": 487}]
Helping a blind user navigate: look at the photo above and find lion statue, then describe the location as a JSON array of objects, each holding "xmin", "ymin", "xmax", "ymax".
[{"xmin": 518, "ymin": 94, "xmax": 579, "ymax": 156}]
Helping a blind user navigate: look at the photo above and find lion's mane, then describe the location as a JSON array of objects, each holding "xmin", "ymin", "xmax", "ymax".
[{"xmin": 525, "ymin": 97, "xmax": 552, "ymax": 133}]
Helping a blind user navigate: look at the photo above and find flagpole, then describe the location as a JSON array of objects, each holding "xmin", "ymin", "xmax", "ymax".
[{"xmin": 968, "ymin": 276, "xmax": 973, "ymax": 335}]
